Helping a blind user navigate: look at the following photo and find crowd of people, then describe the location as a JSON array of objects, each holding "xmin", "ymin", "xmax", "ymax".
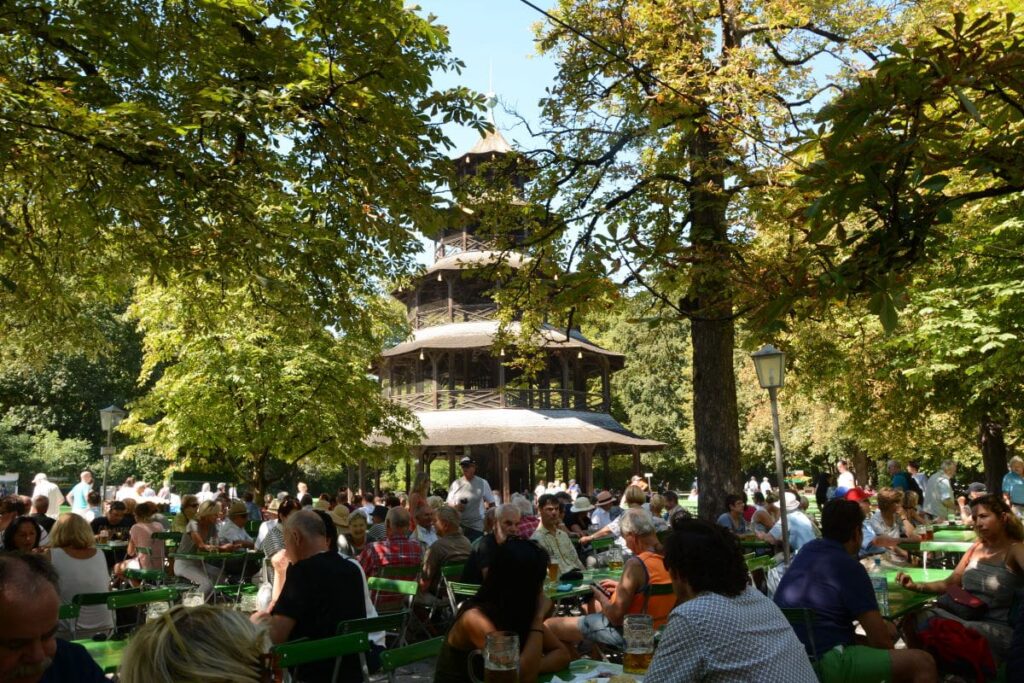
[{"xmin": 3, "ymin": 454, "xmax": 1024, "ymax": 682}]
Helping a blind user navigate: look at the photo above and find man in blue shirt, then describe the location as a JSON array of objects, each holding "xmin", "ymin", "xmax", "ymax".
[{"xmin": 774, "ymin": 500, "xmax": 937, "ymax": 683}]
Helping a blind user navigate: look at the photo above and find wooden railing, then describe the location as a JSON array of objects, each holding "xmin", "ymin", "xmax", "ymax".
[
  {"xmin": 388, "ymin": 388, "xmax": 607, "ymax": 412},
  {"xmin": 410, "ymin": 302, "xmax": 498, "ymax": 329},
  {"xmin": 435, "ymin": 234, "xmax": 491, "ymax": 260}
]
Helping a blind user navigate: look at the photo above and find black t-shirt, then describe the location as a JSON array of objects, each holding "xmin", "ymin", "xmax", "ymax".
[
  {"xmin": 41, "ymin": 639, "xmax": 107, "ymax": 683},
  {"xmin": 461, "ymin": 533, "xmax": 499, "ymax": 585},
  {"xmin": 272, "ymin": 552, "xmax": 367, "ymax": 683},
  {"xmin": 90, "ymin": 515, "xmax": 134, "ymax": 541},
  {"xmin": 32, "ymin": 513, "xmax": 55, "ymax": 533}
]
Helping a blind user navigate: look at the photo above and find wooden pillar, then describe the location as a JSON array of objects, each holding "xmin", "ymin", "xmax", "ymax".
[
  {"xmin": 560, "ymin": 354, "xmax": 570, "ymax": 408},
  {"xmin": 580, "ymin": 444, "xmax": 596, "ymax": 494},
  {"xmin": 431, "ymin": 354, "xmax": 439, "ymax": 409},
  {"xmin": 543, "ymin": 445, "xmax": 555, "ymax": 482},
  {"xmin": 448, "ymin": 451, "xmax": 456, "ymax": 482},
  {"xmin": 600, "ymin": 357, "xmax": 611, "ymax": 411},
  {"xmin": 528, "ymin": 452, "xmax": 535, "ymax": 490},
  {"xmin": 446, "ymin": 276, "xmax": 454, "ymax": 322},
  {"xmin": 562, "ymin": 450, "xmax": 570, "ymax": 484},
  {"xmin": 498, "ymin": 356, "xmax": 506, "ymax": 407},
  {"xmin": 631, "ymin": 447, "xmax": 641, "ymax": 478},
  {"xmin": 358, "ymin": 460, "xmax": 366, "ymax": 494},
  {"xmin": 601, "ymin": 447, "xmax": 610, "ymax": 489},
  {"xmin": 404, "ymin": 457, "xmax": 412, "ymax": 494},
  {"xmin": 497, "ymin": 442, "xmax": 513, "ymax": 503}
]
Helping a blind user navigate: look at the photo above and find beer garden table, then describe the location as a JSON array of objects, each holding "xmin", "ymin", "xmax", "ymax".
[
  {"xmin": 78, "ymin": 638, "xmax": 128, "ymax": 674},
  {"xmin": 541, "ymin": 660, "xmax": 628, "ymax": 682},
  {"xmin": 168, "ymin": 549, "xmax": 261, "ymax": 600},
  {"xmin": 882, "ymin": 567, "xmax": 952, "ymax": 619}
]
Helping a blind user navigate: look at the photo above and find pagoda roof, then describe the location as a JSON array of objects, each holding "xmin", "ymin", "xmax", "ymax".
[
  {"xmin": 412, "ymin": 408, "xmax": 664, "ymax": 449},
  {"xmin": 380, "ymin": 320, "xmax": 624, "ymax": 362},
  {"xmin": 461, "ymin": 128, "xmax": 513, "ymax": 157},
  {"xmin": 425, "ymin": 250, "xmax": 528, "ymax": 275}
]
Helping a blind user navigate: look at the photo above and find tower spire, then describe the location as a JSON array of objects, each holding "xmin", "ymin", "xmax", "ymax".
[{"xmin": 485, "ymin": 61, "xmax": 497, "ymax": 126}]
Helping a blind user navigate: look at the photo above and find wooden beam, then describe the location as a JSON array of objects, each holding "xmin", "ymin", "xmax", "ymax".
[
  {"xmin": 631, "ymin": 447, "xmax": 641, "ymax": 477},
  {"xmin": 497, "ymin": 442, "xmax": 513, "ymax": 503},
  {"xmin": 579, "ymin": 444, "xmax": 596, "ymax": 494}
]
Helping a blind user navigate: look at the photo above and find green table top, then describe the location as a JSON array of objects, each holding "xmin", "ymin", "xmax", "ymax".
[
  {"xmin": 542, "ymin": 661, "xmax": 624, "ymax": 682},
  {"xmin": 931, "ymin": 530, "xmax": 976, "ymax": 542},
  {"xmin": 879, "ymin": 568, "xmax": 951, "ymax": 619},
  {"xmin": 919, "ymin": 540, "xmax": 975, "ymax": 553},
  {"xmin": 170, "ymin": 550, "xmax": 255, "ymax": 561},
  {"xmin": 549, "ymin": 570, "xmax": 622, "ymax": 600},
  {"xmin": 77, "ymin": 638, "xmax": 128, "ymax": 674}
]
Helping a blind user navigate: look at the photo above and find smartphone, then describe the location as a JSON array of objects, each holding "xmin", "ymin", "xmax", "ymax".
[{"xmin": 590, "ymin": 582, "xmax": 612, "ymax": 598}]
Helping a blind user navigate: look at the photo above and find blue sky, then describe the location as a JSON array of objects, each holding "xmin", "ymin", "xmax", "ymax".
[{"xmin": 417, "ymin": 1, "xmax": 557, "ymax": 154}]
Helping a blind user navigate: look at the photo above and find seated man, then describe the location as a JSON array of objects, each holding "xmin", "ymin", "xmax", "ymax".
[
  {"xmin": 89, "ymin": 500, "xmax": 134, "ymax": 541},
  {"xmin": 30, "ymin": 496, "xmax": 55, "ymax": 535},
  {"xmin": 644, "ymin": 518, "xmax": 817, "ymax": 682},
  {"xmin": 0, "ymin": 553, "xmax": 106, "ymax": 683},
  {"xmin": 774, "ymin": 500, "xmax": 937, "ymax": 683},
  {"xmin": 414, "ymin": 505, "xmax": 438, "ymax": 547},
  {"xmin": 546, "ymin": 509, "xmax": 672, "ymax": 651},
  {"xmin": 358, "ymin": 507, "xmax": 422, "ymax": 610},
  {"xmin": 254, "ymin": 511, "xmax": 366, "ymax": 683},
  {"xmin": 462, "ymin": 503, "xmax": 520, "ymax": 584},
  {"xmin": 418, "ymin": 506, "xmax": 472, "ymax": 602},
  {"xmin": 218, "ymin": 500, "xmax": 256, "ymax": 549},
  {"xmin": 766, "ymin": 492, "xmax": 818, "ymax": 551},
  {"xmin": 531, "ymin": 494, "xmax": 584, "ymax": 577},
  {"xmin": 366, "ymin": 505, "xmax": 388, "ymax": 542}
]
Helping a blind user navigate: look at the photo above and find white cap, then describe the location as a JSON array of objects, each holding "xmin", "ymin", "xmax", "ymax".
[{"xmin": 32, "ymin": 473, "xmax": 47, "ymax": 483}]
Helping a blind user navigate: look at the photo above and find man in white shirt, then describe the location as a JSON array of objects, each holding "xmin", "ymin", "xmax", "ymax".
[
  {"xmin": 446, "ymin": 457, "xmax": 495, "ymax": 542},
  {"xmin": 30, "ymin": 474, "xmax": 63, "ymax": 520},
  {"xmin": 744, "ymin": 476, "xmax": 759, "ymax": 499},
  {"xmin": 836, "ymin": 460, "xmax": 856, "ymax": 490},
  {"xmin": 219, "ymin": 500, "xmax": 255, "ymax": 548},
  {"xmin": 760, "ymin": 477, "xmax": 772, "ymax": 496},
  {"xmin": 923, "ymin": 459, "xmax": 958, "ymax": 520},
  {"xmin": 534, "ymin": 480, "xmax": 547, "ymax": 502}
]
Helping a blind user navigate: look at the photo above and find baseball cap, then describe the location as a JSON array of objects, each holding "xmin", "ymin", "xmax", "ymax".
[
  {"xmin": 460, "ymin": 456, "xmax": 475, "ymax": 467},
  {"xmin": 967, "ymin": 482, "xmax": 987, "ymax": 495}
]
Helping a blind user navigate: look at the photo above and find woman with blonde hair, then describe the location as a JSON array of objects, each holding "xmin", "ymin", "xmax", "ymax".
[
  {"xmin": 120, "ymin": 604, "xmax": 273, "ymax": 682},
  {"xmin": 114, "ymin": 501, "xmax": 165, "ymax": 582},
  {"xmin": 175, "ymin": 500, "xmax": 231, "ymax": 600},
  {"xmin": 48, "ymin": 513, "xmax": 114, "ymax": 639},
  {"xmin": 408, "ymin": 470, "xmax": 431, "ymax": 517},
  {"xmin": 866, "ymin": 487, "xmax": 920, "ymax": 567},
  {"xmin": 902, "ymin": 490, "xmax": 929, "ymax": 526},
  {"xmin": 171, "ymin": 494, "xmax": 199, "ymax": 533}
]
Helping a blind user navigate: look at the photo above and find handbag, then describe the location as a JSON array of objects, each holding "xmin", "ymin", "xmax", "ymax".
[{"xmin": 937, "ymin": 584, "xmax": 989, "ymax": 621}]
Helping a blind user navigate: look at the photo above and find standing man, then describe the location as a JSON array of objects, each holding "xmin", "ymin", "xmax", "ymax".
[
  {"xmin": 66, "ymin": 471, "xmax": 93, "ymax": 517},
  {"xmin": 923, "ymin": 459, "xmax": 957, "ymax": 521},
  {"xmin": 446, "ymin": 457, "xmax": 495, "ymax": 542},
  {"xmin": 532, "ymin": 494, "xmax": 584, "ymax": 576},
  {"xmin": 254, "ymin": 511, "xmax": 367, "ymax": 683},
  {"xmin": 836, "ymin": 460, "xmax": 856, "ymax": 490},
  {"xmin": 30, "ymin": 474, "xmax": 63, "ymax": 520},
  {"xmin": 774, "ymin": 500, "xmax": 937, "ymax": 683},
  {"xmin": 907, "ymin": 461, "xmax": 928, "ymax": 497}
]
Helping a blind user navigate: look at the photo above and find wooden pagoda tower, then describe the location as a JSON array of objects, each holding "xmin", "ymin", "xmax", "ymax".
[{"xmin": 375, "ymin": 120, "xmax": 663, "ymax": 501}]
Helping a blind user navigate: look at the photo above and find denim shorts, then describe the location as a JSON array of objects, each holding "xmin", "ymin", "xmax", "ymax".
[{"xmin": 578, "ymin": 613, "xmax": 626, "ymax": 649}]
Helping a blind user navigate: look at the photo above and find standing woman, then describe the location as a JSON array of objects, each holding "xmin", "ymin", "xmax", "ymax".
[
  {"xmin": 408, "ymin": 471, "xmax": 431, "ymax": 518},
  {"xmin": 48, "ymin": 513, "xmax": 115, "ymax": 639},
  {"xmin": 175, "ymin": 500, "xmax": 230, "ymax": 600},
  {"xmin": 434, "ymin": 538, "xmax": 570, "ymax": 683},
  {"xmin": 898, "ymin": 494, "xmax": 1024, "ymax": 661}
]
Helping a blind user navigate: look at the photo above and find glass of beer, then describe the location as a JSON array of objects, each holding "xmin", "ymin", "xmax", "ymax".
[
  {"xmin": 622, "ymin": 614, "xmax": 654, "ymax": 674},
  {"xmin": 606, "ymin": 547, "xmax": 624, "ymax": 572},
  {"xmin": 468, "ymin": 631, "xmax": 519, "ymax": 683}
]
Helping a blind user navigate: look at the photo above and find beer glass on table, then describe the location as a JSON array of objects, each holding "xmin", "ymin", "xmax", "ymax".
[
  {"xmin": 468, "ymin": 631, "xmax": 519, "ymax": 683},
  {"xmin": 606, "ymin": 547, "xmax": 624, "ymax": 572},
  {"xmin": 622, "ymin": 614, "xmax": 654, "ymax": 674}
]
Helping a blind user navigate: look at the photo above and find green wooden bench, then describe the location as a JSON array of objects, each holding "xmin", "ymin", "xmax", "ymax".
[
  {"xmin": 378, "ymin": 636, "xmax": 445, "ymax": 683},
  {"xmin": 273, "ymin": 631, "xmax": 369, "ymax": 683}
]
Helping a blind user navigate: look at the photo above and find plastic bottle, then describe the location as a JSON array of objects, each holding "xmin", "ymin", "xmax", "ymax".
[{"xmin": 869, "ymin": 557, "xmax": 889, "ymax": 614}]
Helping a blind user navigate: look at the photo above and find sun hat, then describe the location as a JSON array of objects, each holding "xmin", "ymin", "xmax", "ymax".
[
  {"xmin": 267, "ymin": 498, "xmax": 281, "ymax": 514},
  {"xmin": 595, "ymin": 491, "xmax": 614, "ymax": 507},
  {"xmin": 571, "ymin": 497, "xmax": 595, "ymax": 513},
  {"xmin": 227, "ymin": 500, "xmax": 248, "ymax": 517},
  {"xmin": 32, "ymin": 473, "xmax": 47, "ymax": 483},
  {"xmin": 196, "ymin": 500, "xmax": 220, "ymax": 519},
  {"xmin": 330, "ymin": 505, "xmax": 351, "ymax": 530},
  {"xmin": 844, "ymin": 488, "xmax": 872, "ymax": 502},
  {"xmin": 784, "ymin": 492, "xmax": 802, "ymax": 512},
  {"xmin": 314, "ymin": 498, "xmax": 330, "ymax": 510}
]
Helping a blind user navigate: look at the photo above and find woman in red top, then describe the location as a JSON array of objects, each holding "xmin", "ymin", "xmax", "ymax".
[{"xmin": 546, "ymin": 508, "xmax": 675, "ymax": 650}]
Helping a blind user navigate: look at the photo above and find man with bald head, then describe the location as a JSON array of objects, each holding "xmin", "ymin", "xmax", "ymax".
[
  {"xmin": 461, "ymin": 503, "xmax": 520, "ymax": 584},
  {"xmin": 253, "ymin": 511, "xmax": 366, "ymax": 683},
  {"xmin": 0, "ymin": 553, "xmax": 106, "ymax": 683}
]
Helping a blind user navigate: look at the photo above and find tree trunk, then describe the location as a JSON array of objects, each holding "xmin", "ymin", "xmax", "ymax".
[
  {"xmin": 688, "ymin": 127, "xmax": 741, "ymax": 522},
  {"xmin": 851, "ymin": 446, "xmax": 869, "ymax": 488},
  {"xmin": 979, "ymin": 417, "xmax": 1006, "ymax": 497}
]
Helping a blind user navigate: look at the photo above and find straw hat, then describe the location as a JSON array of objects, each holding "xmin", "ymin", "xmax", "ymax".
[
  {"xmin": 196, "ymin": 500, "xmax": 220, "ymax": 519},
  {"xmin": 227, "ymin": 500, "xmax": 248, "ymax": 517},
  {"xmin": 570, "ymin": 497, "xmax": 595, "ymax": 513},
  {"xmin": 595, "ymin": 491, "xmax": 615, "ymax": 507},
  {"xmin": 330, "ymin": 505, "xmax": 351, "ymax": 531},
  {"xmin": 783, "ymin": 492, "xmax": 802, "ymax": 512},
  {"xmin": 267, "ymin": 498, "xmax": 281, "ymax": 514}
]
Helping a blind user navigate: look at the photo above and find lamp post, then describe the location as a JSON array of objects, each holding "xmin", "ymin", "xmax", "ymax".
[
  {"xmin": 751, "ymin": 344, "xmax": 791, "ymax": 565},
  {"xmin": 99, "ymin": 405, "xmax": 127, "ymax": 503}
]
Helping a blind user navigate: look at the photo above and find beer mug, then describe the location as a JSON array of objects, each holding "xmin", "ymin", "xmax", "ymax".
[
  {"xmin": 468, "ymin": 631, "xmax": 519, "ymax": 683},
  {"xmin": 622, "ymin": 614, "xmax": 654, "ymax": 674},
  {"xmin": 606, "ymin": 547, "xmax": 624, "ymax": 572},
  {"xmin": 182, "ymin": 589, "xmax": 205, "ymax": 608}
]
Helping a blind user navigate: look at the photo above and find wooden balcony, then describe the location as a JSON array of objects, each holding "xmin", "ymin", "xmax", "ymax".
[
  {"xmin": 409, "ymin": 302, "xmax": 498, "ymax": 329},
  {"xmin": 388, "ymin": 388, "xmax": 608, "ymax": 412}
]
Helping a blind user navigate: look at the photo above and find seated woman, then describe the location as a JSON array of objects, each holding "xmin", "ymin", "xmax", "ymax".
[
  {"xmin": 645, "ymin": 518, "xmax": 817, "ymax": 682},
  {"xmin": 120, "ymin": 604, "xmax": 272, "ymax": 682},
  {"xmin": 566, "ymin": 497, "xmax": 594, "ymax": 537},
  {"xmin": 750, "ymin": 491, "xmax": 779, "ymax": 541},
  {"xmin": 434, "ymin": 538, "xmax": 570, "ymax": 683},
  {"xmin": 902, "ymin": 491, "xmax": 929, "ymax": 527},
  {"xmin": 170, "ymin": 495, "xmax": 198, "ymax": 533},
  {"xmin": 1, "ymin": 515, "xmax": 43, "ymax": 553},
  {"xmin": 175, "ymin": 500, "xmax": 234, "ymax": 600},
  {"xmin": 898, "ymin": 494, "xmax": 1024, "ymax": 662},
  {"xmin": 648, "ymin": 494, "xmax": 669, "ymax": 531},
  {"xmin": 866, "ymin": 487, "xmax": 920, "ymax": 568},
  {"xmin": 337, "ymin": 509, "xmax": 370, "ymax": 558},
  {"xmin": 115, "ymin": 501, "xmax": 166, "ymax": 583},
  {"xmin": 546, "ymin": 509, "xmax": 674, "ymax": 652},
  {"xmin": 48, "ymin": 513, "xmax": 115, "ymax": 639},
  {"xmin": 716, "ymin": 494, "xmax": 750, "ymax": 534}
]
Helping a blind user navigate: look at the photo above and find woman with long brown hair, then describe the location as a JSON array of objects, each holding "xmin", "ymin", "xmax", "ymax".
[{"xmin": 898, "ymin": 494, "xmax": 1024, "ymax": 662}]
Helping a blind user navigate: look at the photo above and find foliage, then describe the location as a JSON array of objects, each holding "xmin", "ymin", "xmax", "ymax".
[
  {"xmin": 0, "ymin": 0, "xmax": 483, "ymax": 356},
  {"xmin": 0, "ymin": 416, "xmax": 93, "ymax": 490},
  {"xmin": 121, "ymin": 278, "xmax": 422, "ymax": 495}
]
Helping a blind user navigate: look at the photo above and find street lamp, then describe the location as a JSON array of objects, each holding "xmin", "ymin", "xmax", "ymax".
[
  {"xmin": 99, "ymin": 405, "xmax": 127, "ymax": 502},
  {"xmin": 750, "ymin": 344, "xmax": 791, "ymax": 565}
]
